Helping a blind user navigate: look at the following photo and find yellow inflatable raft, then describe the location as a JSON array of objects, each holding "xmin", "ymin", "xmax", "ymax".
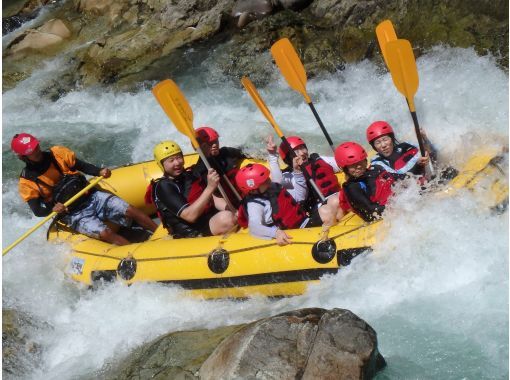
[{"xmin": 47, "ymin": 149, "xmax": 508, "ymax": 299}]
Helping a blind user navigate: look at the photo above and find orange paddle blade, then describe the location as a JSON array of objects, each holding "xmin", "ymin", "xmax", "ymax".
[
  {"xmin": 152, "ymin": 79, "xmax": 198, "ymax": 148},
  {"xmin": 241, "ymin": 76, "xmax": 284, "ymax": 138},
  {"xmin": 376, "ymin": 20, "xmax": 398, "ymax": 68},
  {"xmin": 270, "ymin": 38, "xmax": 312, "ymax": 104},
  {"xmin": 386, "ymin": 39, "xmax": 419, "ymax": 112}
]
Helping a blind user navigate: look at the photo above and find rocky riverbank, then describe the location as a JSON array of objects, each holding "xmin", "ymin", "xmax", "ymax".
[{"xmin": 2, "ymin": 0, "xmax": 508, "ymax": 99}]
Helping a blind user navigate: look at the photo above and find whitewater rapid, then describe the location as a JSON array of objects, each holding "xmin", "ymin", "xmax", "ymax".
[{"xmin": 2, "ymin": 46, "xmax": 508, "ymax": 379}]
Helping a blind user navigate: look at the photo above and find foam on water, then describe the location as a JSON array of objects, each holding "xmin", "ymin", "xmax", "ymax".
[{"xmin": 2, "ymin": 46, "xmax": 508, "ymax": 379}]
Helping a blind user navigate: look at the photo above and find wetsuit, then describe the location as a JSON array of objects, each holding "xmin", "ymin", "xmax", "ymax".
[{"xmin": 151, "ymin": 170, "xmax": 214, "ymax": 238}]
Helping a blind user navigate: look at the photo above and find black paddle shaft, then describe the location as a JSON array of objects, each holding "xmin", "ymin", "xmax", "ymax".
[
  {"xmin": 280, "ymin": 136, "xmax": 326, "ymax": 204},
  {"xmin": 308, "ymin": 102, "xmax": 335, "ymax": 154},
  {"xmin": 410, "ymin": 111, "xmax": 427, "ymax": 157},
  {"xmin": 208, "ymin": 155, "xmax": 243, "ymax": 202}
]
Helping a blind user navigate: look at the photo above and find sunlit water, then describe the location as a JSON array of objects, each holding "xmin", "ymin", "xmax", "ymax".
[{"xmin": 2, "ymin": 46, "xmax": 508, "ymax": 379}]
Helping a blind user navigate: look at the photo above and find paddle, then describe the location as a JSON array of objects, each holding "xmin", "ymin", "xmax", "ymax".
[
  {"xmin": 3, "ymin": 176, "xmax": 104, "ymax": 256},
  {"xmin": 375, "ymin": 19, "xmax": 397, "ymax": 68},
  {"xmin": 385, "ymin": 40, "xmax": 429, "ymax": 158},
  {"xmin": 270, "ymin": 38, "xmax": 335, "ymax": 154},
  {"xmin": 241, "ymin": 76, "xmax": 326, "ymax": 204},
  {"xmin": 151, "ymin": 79, "xmax": 237, "ymax": 211},
  {"xmin": 376, "ymin": 21, "xmax": 435, "ymax": 177}
]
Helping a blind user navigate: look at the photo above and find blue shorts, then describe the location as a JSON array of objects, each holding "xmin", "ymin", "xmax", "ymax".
[{"xmin": 63, "ymin": 191, "xmax": 131, "ymax": 239}]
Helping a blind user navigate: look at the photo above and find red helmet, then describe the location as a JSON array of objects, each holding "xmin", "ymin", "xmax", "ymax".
[
  {"xmin": 334, "ymin": 142, "xmax": 368, "ymax": 168},
  {"xmin": 11, "ymin": 133, "xmax": 40, "ymax": 156},
  {"xmin": 235, "ymin": 164, "xmax": 270, "ymax": 193},
  {"xmin": 196, "ymin": 126, "xmax": 219, "ymax": 143},
  {"xmin": 278, "ymin": 136, "xmax": 307, "ymax": 162},
  {"xmin": 366, "ymin": 121, "xmax": 394, "ymax": 143}
]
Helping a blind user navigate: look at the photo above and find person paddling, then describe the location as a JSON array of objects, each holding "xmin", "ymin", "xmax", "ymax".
[
  {"xmin": 11, "ymin": 133, "xmax": 157, "ymax": 245},
  {"xmin": 192, "ymin": 125, "xmax": 246, "ymax": 208},
  {"xmin": 146, "ymin": 140, "xmax": 236, "ymax": 238},
  {"xmin": 266, "ymin": 135, "xmax": 342, "ymax": 225},
  {"xmin": 335, "ymin": 142, "xmax": 403, "ymax": 222},
  {"xmin": 235, "ymin": 163, "xmax": 323, "ymax": 246},
  {"xmin": 366, "ymin": 121, "xmax": 437, "ymax": 176}
]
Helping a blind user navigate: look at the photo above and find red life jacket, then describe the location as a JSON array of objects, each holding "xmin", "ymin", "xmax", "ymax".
[
  {"xmin": 341, "ymin": 166, "xmax": 396, "ymax": 220},
  {"xmin": 304, "ymin": 153, "xmax": 340, "ymax": 197},
  {"xmin": 338, "ymin": 189, "xmax": 352, "ymax": 213},
  {"xmin": 237, "ymin": 183, "xmax": 307, "ymax": 229}
]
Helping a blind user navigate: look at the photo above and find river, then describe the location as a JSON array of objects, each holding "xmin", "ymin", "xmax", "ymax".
[{"xmin": 2, "ymin": 45, "xmax": 508, "ymax": 379}]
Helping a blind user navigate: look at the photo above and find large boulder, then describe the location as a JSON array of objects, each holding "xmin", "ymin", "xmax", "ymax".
[
  {"xmin": 199, "ymin": 308, "xmax": 386, "ymax": 379},
  {"xmin": 101, "ymin": 324, "xmax": 244, "ymax": 379},
  {"xmin": 101, "ymin": 308, "xmax": 385, "ymax": 380}
]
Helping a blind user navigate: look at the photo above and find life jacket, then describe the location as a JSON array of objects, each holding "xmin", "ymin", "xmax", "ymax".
[
  {"xmin": 342, "ymin": 166, "xmax": 396, "ymax": 219},
  {"xmin": 371, "ymin": 142, "xmax": 423, "ymax": 176},
  {"xmin": 300, "ymin": 153, "xmax": 340, "ymax": 210},
  {"xmin": 237, "ymin": 183, "xmax": 307, "ymax": 229},
  {"xmin": 206, "ymin": 148, "xmax": 244, "ymax": 207},
  {"xmin": 145, "ymin": 170, "xmax": 211, "ymax": 231},
  {"xmin": 52, "ymin": 174, "xmax": 91, "ymax": 208},
  {"xmin": 19, "ymin": 149, "xmax": 90, "ymax": 208}
]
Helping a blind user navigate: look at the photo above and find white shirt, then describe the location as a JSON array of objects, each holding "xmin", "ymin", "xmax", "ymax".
[
  {"xmin": 268, "ymin": 153, "xmax": 340, "ymax": 203},
  {"xmin": 246, "ymin": 196, "xmax": 309, "ymax": 240}
]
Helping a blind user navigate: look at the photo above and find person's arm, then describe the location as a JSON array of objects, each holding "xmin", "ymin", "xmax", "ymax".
[
  {"xmin": 72, "ymin": 158, "xmax": 101, "ymax": 176},
  {"xmin": 343, "ymin": 183, "xmax": 385, "ymax": 222},
  {"xmin": 268, "ymin": 152, "xmax": 284, "ymax": 184},
  {"xmin": 246, "ymin": 201, "xmax": 278, "ymax": 240},
  {"xmin": 179, "ymin": 169, "xmax": 219, "ymax": 223},
  {"xmin": 27, "ymin": 198, "xmax": 53, "ymax": 217},
  {"xmin": 73, "ymin": 158, "xmax": 111, "ymax": 178}
]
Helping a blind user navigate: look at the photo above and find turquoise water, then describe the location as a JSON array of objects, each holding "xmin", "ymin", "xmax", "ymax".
[{"xmin": 2, "ymin": 46, "xmax": 508, "ymax": 379}]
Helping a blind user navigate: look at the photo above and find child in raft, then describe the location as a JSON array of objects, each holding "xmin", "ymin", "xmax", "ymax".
[
  {"xmin": 235, "ymin": 163, "xmax": 324, "ymax": 246},
  {"xmin": 266, "ymin": 134, "xmax": 342, "ymax": 225}
]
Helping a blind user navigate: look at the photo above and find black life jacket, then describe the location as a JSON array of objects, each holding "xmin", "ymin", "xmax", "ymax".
[
  {"xmin": 371, "ymin": 142, "xmax": 423, "ymax": 176},
  {"xmin": 145, "ymin": 171, "xmax": 211, "ymax": 236},
  {"xmin": 237, "ymin": 183, "xmax": 307, "ymax": 229},
  {"xmin": 195, "ymin": 148, "xmax": 244, "ymax": 208},
  {"xmin": 342, "ymin": 166, "xmax": 396, "ymax": 221},
  {"xmin": 301, "ymin": 153, "xmax": 340, "ymax": 210},
  {"xmin": 20, "ymin": 151, "xmax": 91, "ymax": 210}
]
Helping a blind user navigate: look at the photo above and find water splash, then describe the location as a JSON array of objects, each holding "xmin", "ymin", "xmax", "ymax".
[{"xmin": 2, "ymin": 46, "xmax": 508, "ymax": 379}]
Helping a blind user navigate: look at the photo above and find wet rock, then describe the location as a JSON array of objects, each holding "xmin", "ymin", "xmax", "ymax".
[
  {"xmin": 231, "ymin": 0, "xmax": 312, "ymax": 28},
  {"xmin": 199, "ymin": 308, "xmax": 386, "ymax": 379},
  {"xmin": 2, "ymin": 0, "xmax": 55, "ymax": 35},
  {"xmin": 100, "ymin": 324, "xmax": 244, "ymax": 380},
  {"xmin": 2, "ymin": 0, "xmax": 508, "ymax": 94},
  {"xmin": 2, "ymin": 308, "xmax": 47, "ymax": 378},
  {"xmin": 6, "ymin": 18, "xmax": 72, "ymax": 56}
]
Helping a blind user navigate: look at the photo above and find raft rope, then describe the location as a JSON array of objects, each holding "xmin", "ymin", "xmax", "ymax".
[
  {"xmin": 71, "ymin": 221, "xmax": 377, "ymax": 262},
  {"xmin": 63, "ymin": 153, "xmax": 510, "ymax": 263}
]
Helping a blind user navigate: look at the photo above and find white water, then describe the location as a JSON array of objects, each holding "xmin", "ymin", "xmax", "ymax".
[{"xmin": 2, "ymin": 47, "xmax": 508, "ymax": 379}]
